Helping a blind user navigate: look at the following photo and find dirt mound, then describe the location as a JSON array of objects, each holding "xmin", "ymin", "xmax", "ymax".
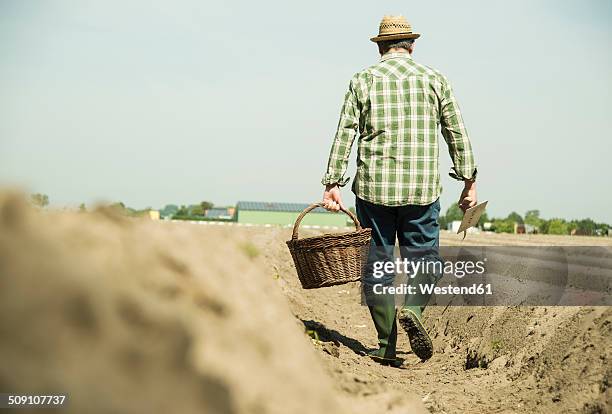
[
  {"xmin": 425, "ymin": 306, "xmax": 610, "ymax": 412},
  {"xmin": 0, "ymin": 193, "xmax": 346, "ymax": 414}
]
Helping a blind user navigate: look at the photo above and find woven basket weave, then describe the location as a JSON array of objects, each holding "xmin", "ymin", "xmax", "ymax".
[{"xmin": 286, "ymin": 203, "xmax": 372, "ymax": 289}]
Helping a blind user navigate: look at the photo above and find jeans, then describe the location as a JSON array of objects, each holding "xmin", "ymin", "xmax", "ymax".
[{"xmin": 356, "ymin": 197, "xmax": 442, "ymax": 309}]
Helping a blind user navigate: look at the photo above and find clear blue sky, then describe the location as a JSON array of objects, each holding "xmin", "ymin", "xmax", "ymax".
[{"xmin": 1, "ymin": 0, "xmax": 611, "ymax": 222}]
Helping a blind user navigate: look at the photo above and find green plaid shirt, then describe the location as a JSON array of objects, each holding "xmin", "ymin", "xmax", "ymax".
[{"xmin": 322, "ymin": 52, "xmax": 476, "ymax": 206}]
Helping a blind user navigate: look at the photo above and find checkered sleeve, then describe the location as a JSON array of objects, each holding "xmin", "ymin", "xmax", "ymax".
[
  {"xmin": 439, "ymin": 76, "xmax": 477, "ymax": 181},
  {"xmin": 321, "ymin": 77, "xmax": 360, "ymax": 187}
]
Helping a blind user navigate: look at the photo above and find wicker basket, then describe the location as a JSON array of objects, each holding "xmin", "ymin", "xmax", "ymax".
[{"xmin": 286, "ymin": 203, "xmax": 372, "ymax": 289}]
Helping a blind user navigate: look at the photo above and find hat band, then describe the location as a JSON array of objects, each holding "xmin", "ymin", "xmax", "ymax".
[{"xmin": 376, "ymin": 32, "xmax": 415, "ymax": 37}]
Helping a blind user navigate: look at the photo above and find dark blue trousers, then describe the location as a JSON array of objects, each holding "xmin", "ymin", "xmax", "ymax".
[
  {"xmin": 356, "ymin": 197, "xmax": 441, "ymax": 250},
  {"xmin": 356, "ymin": 197, "xmax": 441, "ymax": 359},
  {"xmin": 356, "ymin": 196, "xmax": 441, "ymax": 292}
]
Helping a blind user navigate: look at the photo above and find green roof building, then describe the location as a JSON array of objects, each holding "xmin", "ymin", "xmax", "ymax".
[{"xmin": 236, "ymin": 201, "xmax": 350, "ymax": 227}]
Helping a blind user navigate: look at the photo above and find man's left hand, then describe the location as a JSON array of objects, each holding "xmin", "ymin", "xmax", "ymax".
[{"xmin": 458, "ymin": 180, "xmax": 477, "ymax": 212}]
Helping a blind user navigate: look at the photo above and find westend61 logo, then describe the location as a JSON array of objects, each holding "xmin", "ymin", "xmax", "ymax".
[{"xmin": 372, "ymin": 257, "xmax": 486, "ymax": 279}]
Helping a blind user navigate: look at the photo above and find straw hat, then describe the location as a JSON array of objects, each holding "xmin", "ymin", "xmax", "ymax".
[{"xmin": 370, "ymin": 15, "xmax": 421, "ymax": 43}]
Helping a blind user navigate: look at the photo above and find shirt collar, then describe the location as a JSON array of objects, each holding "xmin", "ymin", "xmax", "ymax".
[{"xmin": 380, "ymin": 51, "xmax": 413, "ymax": 62}]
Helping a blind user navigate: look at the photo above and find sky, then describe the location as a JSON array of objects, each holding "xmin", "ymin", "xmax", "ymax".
[{"xmin": 1, "ymin": 0, "xmax": 611, "ymax": 222}]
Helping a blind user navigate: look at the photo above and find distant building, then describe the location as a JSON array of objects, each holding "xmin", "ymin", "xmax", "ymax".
[
  {"xmin": 513, "ymin": 223, "xmax": 537, "ymax": 234},
  {"xmin": 142, "ymin": 210, "xmax": 160, "ymax": 220},
  {"xmin": 205, "ymin": 207, "xmax": 234, "ymax": 220},
  {"xmin": 447, "ymin": 220, "xmax": 479, "ymax": 234},
  {"xmin": 448, "ymin": 220, "xmax": 462, "ymax": 233},
  {"xmin": 236, "ymin": 201, "xmax": 350, "ymax": 227}
]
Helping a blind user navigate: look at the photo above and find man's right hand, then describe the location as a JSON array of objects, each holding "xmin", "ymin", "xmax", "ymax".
[
  {"xmin": 322, "ymin": 184, "xmax": 345, "ymax": 212},
  {"xmin": 458, "ymin": 180, "xmax": 477, "ymax": 212}
]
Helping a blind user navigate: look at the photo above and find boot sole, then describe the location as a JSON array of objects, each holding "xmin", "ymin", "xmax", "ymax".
[{"xmin": 398, "ymin": 310, "xmax": 433, "ymax": 361}]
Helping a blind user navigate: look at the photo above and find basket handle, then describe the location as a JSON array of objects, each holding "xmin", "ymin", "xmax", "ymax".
[{"xmin": 291, "ymin": 203, "xmax": 362, "ymax": 240}]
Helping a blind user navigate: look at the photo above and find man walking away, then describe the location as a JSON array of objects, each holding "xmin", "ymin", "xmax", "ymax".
[{"xmin": 321, "ymin": 15, "xmax": 477, "ymax": 365}]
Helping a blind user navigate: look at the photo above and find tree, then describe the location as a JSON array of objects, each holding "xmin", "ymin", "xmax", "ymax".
[
  {"xmin": 160, "ymin": 204, "xmax": 179, "ymax": 218},
  {"xmin": 444, "ymin": 204, "xmax": 463, "ymax": 223},
  {"xmin": 176, "ymin": 205, "xmax": 188, "ymax": 215},
  {"xmin": 478, "ymin": 211, "xmax": 489, "ymax": 227},
  {"xmin": 438, "ymin": 215, "xmax": 448, "ymax": 230},
  {"xmin": 575, "ymin": 218, "xmax": 596, "ymax": 235},
  {"xmin": 547, "ymin": 219, "xmax": 569, "ymax": 235},
  {"xmin": 539, "ymin": 219, "xmax": 550, "ymax": 234},
  {"xmin": 565, "ymin": 218, "xmax": 598, "ymax": 236},
  {"xmin": 524, "ymin": 210, "xmax": 542, "ymax": 230},
  {"xmin": 596, "ymin": 222, "xmax": 611, "ymax": 234},
  {"xmin": 200, "ymin": 201, "xmax": 214, "ymax": 211},
  {"xmin": 492, "ymin": 220, "xmax": 514, "ymax": 233},
  {"xmin": 191, "ymin": 204, "xmax": 205, "ymax": 216},
  {"xmin": 109, "ymin": 202, "xmax": 129, "ymax": 215},
  {"xmin": 506, "ymin": 211, "xmax": 524, "ymax": 224},
  {"xmin": 31, "ymin": 193, "xmax": 49, "ymax": 208},
  {"xmin": 438, "ymin": 204, "xmax": 463, "ymax": 231},
  {"xmin": 79, "ymin": 203, "xmax": 87, "ymax": 212}
]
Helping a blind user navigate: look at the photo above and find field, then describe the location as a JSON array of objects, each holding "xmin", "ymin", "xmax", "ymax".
[{"xmin": 0, "ymin": 193, "xmax": 610, "ymax": 414}]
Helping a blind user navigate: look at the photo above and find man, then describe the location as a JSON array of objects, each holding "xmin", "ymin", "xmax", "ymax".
[{"xmin": 321, "ymin": 15, "xmax": 477, "ymax": 365}]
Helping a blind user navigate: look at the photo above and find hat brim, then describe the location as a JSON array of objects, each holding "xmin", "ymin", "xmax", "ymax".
[{"xmin": 370, "ymin": 32, "xmax": 421, "ymax": 43}]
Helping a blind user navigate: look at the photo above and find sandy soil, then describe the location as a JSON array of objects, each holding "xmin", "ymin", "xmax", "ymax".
[
  {"xmin": 253, "ymin": 227, "xmax": 611, "ymax": 414},
  {"xmin": 0, "ymin": 193, "xmax": 609, "ymax": 413},
  {"xmin": 0, "ymin": 194, "xmax": 350, "ymax": 414}
]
